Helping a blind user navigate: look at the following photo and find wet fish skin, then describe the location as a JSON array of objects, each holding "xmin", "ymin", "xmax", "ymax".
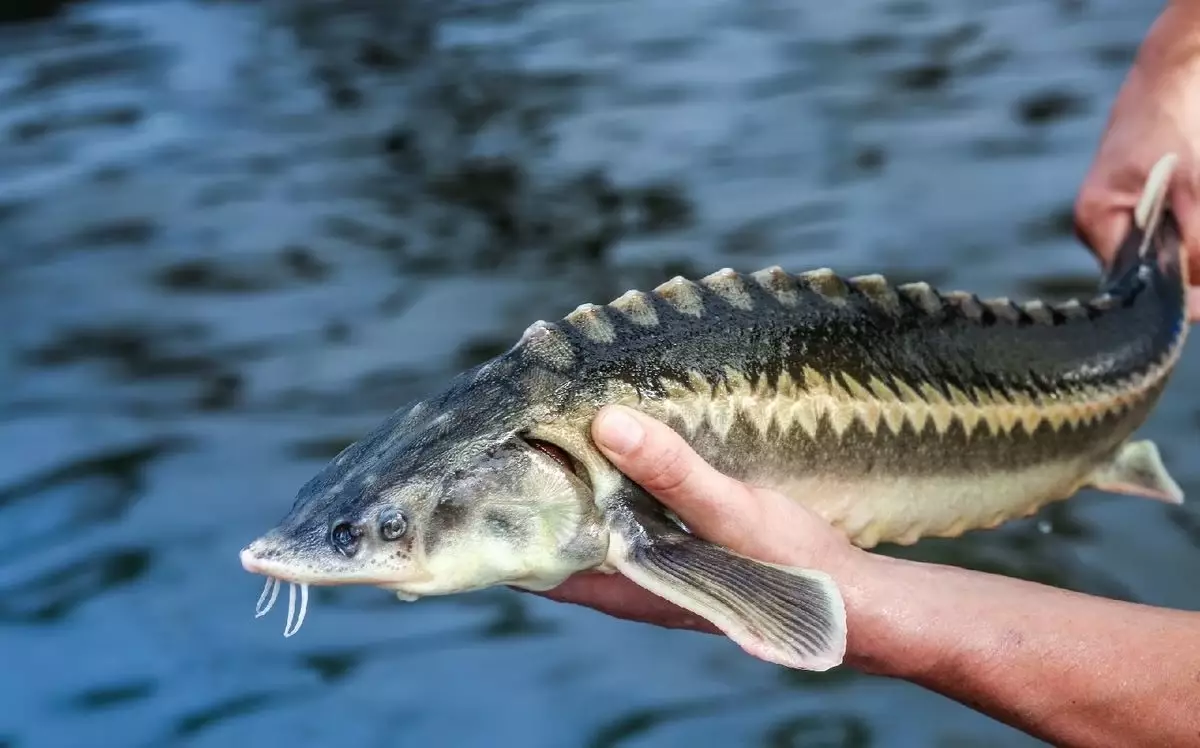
[
  {"xmin": 526, "ymin": 215, "xmax": 1186, "ymax": 547},
  {"xmin": 240, "ymin": 154, "xmax": 1187, "ymax": 672}
]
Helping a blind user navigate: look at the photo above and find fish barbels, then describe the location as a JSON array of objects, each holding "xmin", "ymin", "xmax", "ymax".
[{"xmin": 240, "ymin": 154, "xmax": 1189, "ymax": 672}]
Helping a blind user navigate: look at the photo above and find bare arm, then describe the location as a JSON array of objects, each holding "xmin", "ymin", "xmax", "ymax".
[
  {"xmin": 539, "ymin": 406, "xmax": 1200, "ymax": 748},
  {"xmin": 844, "ymin": 553, "xmax": 1200, "ymax": 747}
]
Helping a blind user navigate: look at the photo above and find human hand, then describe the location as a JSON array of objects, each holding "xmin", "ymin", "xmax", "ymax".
[
  {"xmin": 535, "ymin": 404, "xmax": 863, "ymax": 634},
  {"xmin": 1075, "ymin": 0, "xmax": 1200, "ymax": 320}
]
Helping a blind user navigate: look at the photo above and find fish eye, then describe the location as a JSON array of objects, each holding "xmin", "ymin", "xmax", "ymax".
[
  {"xmin": 379, "ymin": 509, "xmax": 407, "ymax": 542},
  {"xmin": 330, "ymin": 521, "xmax": 362, "ymax": 557}
]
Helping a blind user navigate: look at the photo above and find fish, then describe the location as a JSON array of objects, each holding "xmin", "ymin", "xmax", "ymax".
[{"xmin": 240, "ymin": 152, "xmax": 1189, "ymax": 671}]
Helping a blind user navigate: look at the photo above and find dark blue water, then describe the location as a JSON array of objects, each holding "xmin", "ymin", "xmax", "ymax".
[{"xmin": 3, "ymin": 1, "xmax": 1196, "ymax": 746}]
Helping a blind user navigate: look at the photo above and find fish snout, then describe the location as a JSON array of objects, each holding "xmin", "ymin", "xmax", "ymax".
[
  {"xmin": 240, "ymin": 534, "xmax": 283, "ymax": 575},
  {"xmin": 239, "ymin": 546, "xmax": 262, "ymax": 574}
]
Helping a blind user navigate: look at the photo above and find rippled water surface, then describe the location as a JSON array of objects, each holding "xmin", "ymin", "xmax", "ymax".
[{"xmin": 3, "ymin": 1, "xmax": 1196, "ymax": 746}]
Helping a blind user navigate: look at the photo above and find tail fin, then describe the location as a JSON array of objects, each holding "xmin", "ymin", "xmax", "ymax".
[{"xmin": 1101, "ymin": 152, "xmax": 1185, "ymax": 294}]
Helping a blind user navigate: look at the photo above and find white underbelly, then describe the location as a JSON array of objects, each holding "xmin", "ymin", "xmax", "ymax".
[{"xmin": 761, "ymin": 459, "xmax": 1092, "ymax": 548}]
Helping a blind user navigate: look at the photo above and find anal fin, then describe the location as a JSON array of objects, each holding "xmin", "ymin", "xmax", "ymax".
[
  {"xmin": 1087, "ymin": 439, "xmax": 1184, "ymax": 504},
  {"xmin": 606, "ymin": 482, "xmax": 846, "ymax": 671}
]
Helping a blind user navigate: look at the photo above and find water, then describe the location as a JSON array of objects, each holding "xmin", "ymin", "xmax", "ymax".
[{"xmin": 2, "ymin": 1, "xmax": 1196, "ymax": 746}]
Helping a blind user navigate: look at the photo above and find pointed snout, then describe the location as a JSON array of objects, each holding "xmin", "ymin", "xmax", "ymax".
[
  {"xmin": 238, "ymin": 532, "xmax": 334, "ymax": 585},
  {"xmin": 240, "ymin": 535, "xmax": 281, "ymax": 576},
  {"xmin": 240, "ymin": 545, "xmax": 262, "ymax": 574}
]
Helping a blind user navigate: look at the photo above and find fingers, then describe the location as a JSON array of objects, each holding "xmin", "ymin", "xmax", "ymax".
[
  {"xmin": 590, "ymin": 405, "xmax": 763, "ymax": 549},
  {"xmin": 1075, "ymin": 160, "xmax": 1200, "ymax": 312},
  {"xmin": 1074, "ymin": 179, "xmax": 1133, "ymax": 267},
  {"xmin": 527, "ymin": 573, "xmax": 719, "ymax": 634}
]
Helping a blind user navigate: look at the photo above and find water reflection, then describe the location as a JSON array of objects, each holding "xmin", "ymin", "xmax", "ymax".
[{"xmin": 2, "ymin": 0, "xmax": 1194, "ymax": 746}]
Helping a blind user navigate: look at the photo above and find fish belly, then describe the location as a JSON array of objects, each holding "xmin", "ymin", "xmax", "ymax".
[{"xmin": 760, "ymin": 461, "xmax": 1089, "ymax": 548}]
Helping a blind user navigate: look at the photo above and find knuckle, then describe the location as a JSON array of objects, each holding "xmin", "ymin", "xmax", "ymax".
[
  {"xmin": 1074, "ymin": 182, "xmax": 1105, "ymax": 216},
  {"xmin": 637, "ymin": 444, "xmax": 692, "ymax": 495},
  {"xmin": 1073, "ymin": 190, "xmax": 1122, "ymax": 257},
  {"xmin": 1073, "ymin": 191, "xmax": 1104, "ymax": 243}
]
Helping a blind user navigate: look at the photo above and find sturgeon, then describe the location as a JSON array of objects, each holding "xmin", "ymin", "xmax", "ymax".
[{"xmin": 240, "ymin": 153, "xmax": 1189, "ymax": 671}]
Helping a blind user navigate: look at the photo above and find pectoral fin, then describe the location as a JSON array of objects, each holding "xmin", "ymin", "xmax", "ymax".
[
  {"xmin": 605, "ymin": 482, "xmax": 846, "ymax": 671},
  {"xmin": 1088, "ymin": 440, "xmax": 1184, "ymax": 504}
]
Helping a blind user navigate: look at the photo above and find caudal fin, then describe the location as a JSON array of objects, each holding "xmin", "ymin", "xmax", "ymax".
[{"xmin": 1101, "ymin": 152, "xmax": 1186, "ymax": 293}]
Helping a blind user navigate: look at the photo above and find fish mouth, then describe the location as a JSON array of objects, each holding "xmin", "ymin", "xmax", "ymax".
[
  {"xmin": 239, "ymin": 546, "xmax": 330, "ymax": 585},
  {"xmin": 239, "ymin": 544, "xmax": 433, "ymax": 637},
  {"xmin": 239, "ymin": 545, "xmax": 320, "ymax": 639},
  {"xmin": 238, "ymin": 546, "xmax": 430, "ymax": 587}
]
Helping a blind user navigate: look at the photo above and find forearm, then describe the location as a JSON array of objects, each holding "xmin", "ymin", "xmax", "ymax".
[{"xmin": 840, "ymin": 553, "xmax": 1200, "ymax": 747}]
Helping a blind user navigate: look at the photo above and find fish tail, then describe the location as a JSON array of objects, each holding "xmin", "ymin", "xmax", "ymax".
[{"xmin": 1101, "ymin": 152, "xmax": 1187, "ymax": 298}]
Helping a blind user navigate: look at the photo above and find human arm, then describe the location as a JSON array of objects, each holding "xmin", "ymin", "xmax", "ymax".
[
  {"xmin": 843, "ymin": 549, "xmax": 1200, "ymax": 748},
  {"xmin": 540, "ymin": 405, "xmax": 1200, "ymax": 748},
  {"xmin": 1076, "ymin": 0, "xmax": 1200, "ymax": 320}
]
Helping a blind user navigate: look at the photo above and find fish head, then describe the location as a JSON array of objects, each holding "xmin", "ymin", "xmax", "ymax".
[{"xmin": 239, "ymin": 365, "xmax": 610, "ymax": 601}]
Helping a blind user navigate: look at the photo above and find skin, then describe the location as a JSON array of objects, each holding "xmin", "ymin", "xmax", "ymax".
[{"xmin": 540, "ymin": 6, "xmax": 1200, "ymax": 745}]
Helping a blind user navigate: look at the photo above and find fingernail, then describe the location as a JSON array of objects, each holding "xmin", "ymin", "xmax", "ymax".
[{"xmin": 596, "ymin": 406, "xmax": 644, "ymax": 455}]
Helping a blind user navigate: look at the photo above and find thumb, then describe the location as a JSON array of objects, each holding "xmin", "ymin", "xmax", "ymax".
[{"xmin": 590, "ymin": 405, "xmax": 764, "ymax": 549}]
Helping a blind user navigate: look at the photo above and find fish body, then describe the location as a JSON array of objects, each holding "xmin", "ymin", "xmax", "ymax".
[{"xmin": 241, "ymin": 154, "xmax": 1188, "ymax": 672}]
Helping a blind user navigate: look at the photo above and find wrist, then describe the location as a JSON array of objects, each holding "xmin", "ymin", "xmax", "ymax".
[{"xmin": 835, "ymin": 550, "xmax": 959, "ymax": 680}]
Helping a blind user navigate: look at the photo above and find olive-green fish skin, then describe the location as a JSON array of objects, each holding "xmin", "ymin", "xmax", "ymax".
[
  {"xmin": 516, "ymin": 218, "xmax": 1183, "ymax": 476},
  {"xmin": 498, "ymin": 205, "xmax": 1185, "ymax": 549},
  {"xmin": 553, "ymin": 266, "xmax": 1176, "ymax": 412}
]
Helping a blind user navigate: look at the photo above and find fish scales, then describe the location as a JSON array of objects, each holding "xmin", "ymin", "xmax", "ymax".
[
  {"xmin": 516, "ymin": 259, "xmax": 1182, "ymax": 546},
  {"xmin": 547, "ymin": 267, "xmax": 1181, "ymax": 424}
]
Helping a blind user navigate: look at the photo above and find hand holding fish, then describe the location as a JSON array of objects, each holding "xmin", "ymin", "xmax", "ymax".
[
  {"xmin": 535, "ymin": 404, "xmax": 861, "ymax": 634},
  {"xmin": 1076, "ymin": 0, "xmax": 1200, "ymax": 321},
  {"xmin": 542, "ymin": 405, "xmax": 1200, "ymax": 748}
]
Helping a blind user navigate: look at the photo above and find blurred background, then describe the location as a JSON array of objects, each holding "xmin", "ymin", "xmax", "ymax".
[{"xmin": 1, "ymin": 0, "xmax": 1196, "ymax": 746}]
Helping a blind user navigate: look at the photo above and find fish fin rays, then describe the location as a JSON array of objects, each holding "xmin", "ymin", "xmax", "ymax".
[
  {"xmin": 1087, "ymin": 439, "xmax": 1184, "ymax": 505},
  {"xmin": 610, "ymin": 534, "xmax": 846, "ymax": 671},
  {"xmin": 605, "ymin": 483, "xmax": 846, "ymax": 671},
  {"xmin": 531, "ymin": 494, "xmax": 592, "ymax": 550}
]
